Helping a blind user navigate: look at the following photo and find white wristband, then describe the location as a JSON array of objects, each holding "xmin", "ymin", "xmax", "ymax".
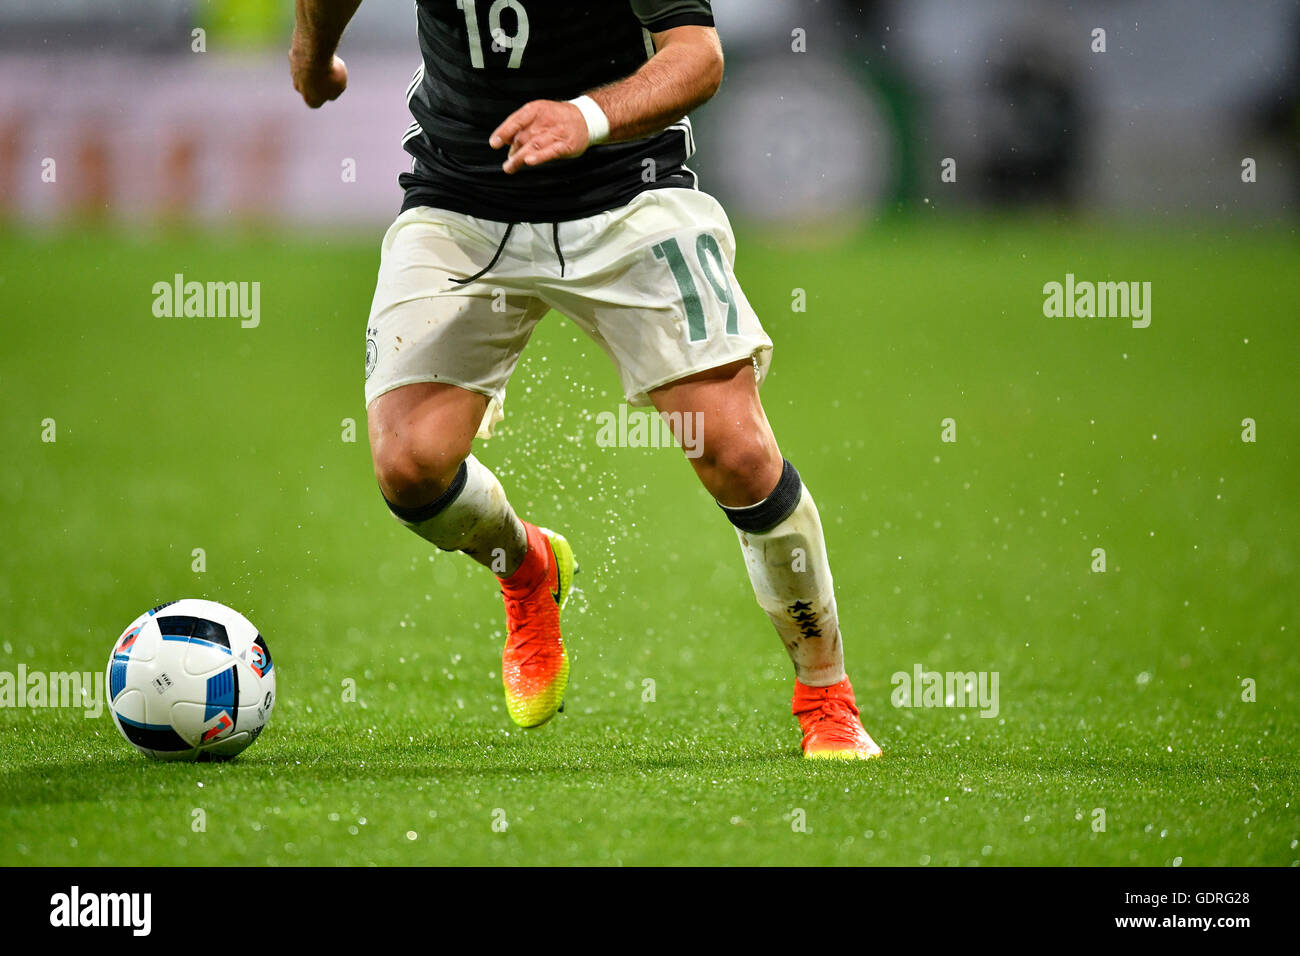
[{"xmin": 567, "ymin": 94, "xmax": 611, "ymax": 146}]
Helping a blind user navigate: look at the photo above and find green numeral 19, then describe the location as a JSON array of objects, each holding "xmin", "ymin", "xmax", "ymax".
[{"xmin": 652, "ymin": 234, "xmax": 739, "ymax": 343}]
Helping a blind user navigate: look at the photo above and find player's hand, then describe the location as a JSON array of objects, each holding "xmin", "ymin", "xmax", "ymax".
[
  {"xmin": 289, "ymin": 48, "xmax": 348, "ymax": 109},
  {"xmin": 489, "ymin": 100, "xmax": 591, "ymax": 174}
]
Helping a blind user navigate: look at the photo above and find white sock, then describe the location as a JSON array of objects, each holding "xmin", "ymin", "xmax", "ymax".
[
  {"xmin": 386, "ymin": 454, "xmax": 527, "ymax": 576},
  {"xmin": 724, "ymin": 464, "xmax": 846, "ymax": 687}
]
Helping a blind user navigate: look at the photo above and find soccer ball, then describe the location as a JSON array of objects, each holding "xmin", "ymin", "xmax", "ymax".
[{"xmin": 106, "ymin": 599, "xmax": 276, "ymax": 761}]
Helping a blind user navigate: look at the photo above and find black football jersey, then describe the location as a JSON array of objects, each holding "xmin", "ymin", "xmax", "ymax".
[{"xmin": 398, "ymin": 0, "xmax": 714, "ymax": 222}]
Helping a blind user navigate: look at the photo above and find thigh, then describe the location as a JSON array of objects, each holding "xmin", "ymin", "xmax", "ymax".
[
  {"xmin": 537, "ymin": 188, "xmax": 774, "ymax": 408},
  {"xmin": 365, "ymin": 206, "xmax": 548, "ymax": 438},
  {"xmin": 649, "ymin": 359, "xmax": 784, "ymax": 505}
]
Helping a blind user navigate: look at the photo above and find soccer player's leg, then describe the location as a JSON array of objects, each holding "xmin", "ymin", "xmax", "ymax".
[
  {"xmin": 364, "ymin": 207, "xmax": 573, "ymax": 729},
  {"xmin": 367, "ymin": 385, "xmax": 575, "ymax": 729},
  {"xmin": 541, "ymin": 188, "xmax": 879, "ymax": 757},
  {"xmin": 649, "ymin": 363, "xmax": 882, "ymax": 760}
]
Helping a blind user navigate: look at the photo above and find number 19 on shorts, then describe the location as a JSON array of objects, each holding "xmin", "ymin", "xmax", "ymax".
[{"xmin": 652, "ymin": 234, "xmax": 740, "ymax": 343}]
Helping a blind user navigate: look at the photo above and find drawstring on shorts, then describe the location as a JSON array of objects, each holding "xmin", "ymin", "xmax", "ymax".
[{"xmin": 449, "ymin": 220, "xmax": 566, "ymax": 284}]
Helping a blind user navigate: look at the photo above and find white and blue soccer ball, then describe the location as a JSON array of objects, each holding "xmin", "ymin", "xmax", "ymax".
[{"xmin": 106, "ymin": 599, "xmax": 276, "ymax": 761}]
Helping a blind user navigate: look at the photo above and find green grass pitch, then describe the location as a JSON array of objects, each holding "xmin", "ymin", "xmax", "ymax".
[{"xmin": 0, "ymin": 220, "xmax": 1296, "ymax": 866}]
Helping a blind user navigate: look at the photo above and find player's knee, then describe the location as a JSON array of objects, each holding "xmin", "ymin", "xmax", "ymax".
[
  {"xmin": 370, "ymin": 430, "xmax": 469, "ymax": 510},
  {"xmin": 695, "ymin": 434, "xmax": 782, "ymax": 507}
]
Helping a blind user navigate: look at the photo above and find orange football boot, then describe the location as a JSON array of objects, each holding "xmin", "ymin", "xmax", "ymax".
[
  {"xmin": 499, "ymin": 521, "xmax": 575, "ymax": 728},
  {"xmin": 793, "ymin": 677, "xmax": 883, "ymax": 759}
]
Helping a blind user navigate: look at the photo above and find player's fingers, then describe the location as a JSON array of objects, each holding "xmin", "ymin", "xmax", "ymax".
[
  {"xmin": 503, "ymin": 134, "xmax": 551, "ymax": 172},
  {"xmin": 501, "ymin": 147, "xmax": 528, "ymax": 174},
  {"xmin": 503, "ymin": 136, "xmax": 566, "ymax": 173},
  {"xmin": 328, "ymin": 57, "xmax": 348, "ymax": 101},
  {"xmin": 503, "ymin": 143, "xmax": 542, "ymax": 174},
  {"xmin": 523, "ymin": 139, "xmax": 571, "ymax": 166},
  {"xmin": 501, "ymin": 133, "xmax": 532, "ymax": 171},
  {"xmin": 489, "ymin": 102, "xmax": 538, "ymax": 150},
  {"xmin": 292, "ymin": 56, "xmax": 346, "ymax": 109}
]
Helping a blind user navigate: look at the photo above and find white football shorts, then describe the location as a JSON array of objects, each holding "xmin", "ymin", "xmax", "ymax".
[{"xmin": 363, "ymin": 187, "xmax": 773, "ymax": 437}]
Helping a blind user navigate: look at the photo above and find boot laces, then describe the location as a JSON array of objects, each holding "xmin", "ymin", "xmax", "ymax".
[
  {"xmin": 502, "ymin": 585, "xmax": 556, "ymax": 668},
  {"xmin": 800, "ymin": 696, "xmax": 863, "ymax": 744}
]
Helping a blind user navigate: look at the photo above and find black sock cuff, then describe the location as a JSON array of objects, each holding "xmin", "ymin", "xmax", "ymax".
[
  {"xmin": 383, "ymin": 460, "xmax": 469, "ymax": 523},
  {"xmin": 719, "ymin": 459, "xmax": 803, "ymax": 533}
]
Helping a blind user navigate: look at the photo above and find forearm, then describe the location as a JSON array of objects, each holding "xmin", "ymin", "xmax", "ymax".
[
  {"xmin": 291, "ymin": 0, "xmax": 363, "ymax": 64},
  {"xmin": 588, "ymin": 28, "xmax": 724, "ymax": 142}
]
